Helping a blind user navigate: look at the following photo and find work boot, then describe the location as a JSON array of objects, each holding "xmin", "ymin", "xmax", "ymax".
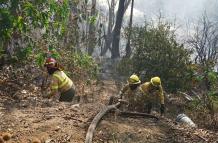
[
  {"xmin": 145, "ymin": 102, "xmax": 152, "ymax": 114},
  {"xmin": 108, "ymin": 96, "xmax": 115, "ymax": 105},
  {"xmin": 73, "ymin": 96, "xmax": 80, "ymax": 104},
  {"xmin": 82, "ymin": 95, "xmax": 89, "ymax": 103}
]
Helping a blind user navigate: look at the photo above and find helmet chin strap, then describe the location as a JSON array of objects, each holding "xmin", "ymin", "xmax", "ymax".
[
  {"xmin": 47, "ymin": 67, "xmax": 58, "ymax": 75},
  {"xmin": 129, "ymin": 84, "xmax": 139, "ymax": 90}
]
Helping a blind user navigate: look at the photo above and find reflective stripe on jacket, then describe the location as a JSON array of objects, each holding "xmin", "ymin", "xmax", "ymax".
[
  {"xmin": 140, "ymin": 82, "xmax": 164, "ymax": 104},
  {"xmin": 50, "ymin": 71, "xmax": 75, "ymax": 93}
]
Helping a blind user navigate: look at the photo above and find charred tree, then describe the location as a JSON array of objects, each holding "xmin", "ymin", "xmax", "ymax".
[
  {"xmin": 125, "ymin": 0, "xmax": 134, "ymax": 58},
  {"xmin": 101, "ymin": 0, "xmax": 131, "ymax": 56},
  {"xmin": 111, "ymin": 0, "xmax": 126, "ymax": 58},
  {"xmin": 100, "ymin": 0, "xmax": 115, "ymax": 56},
  {"xmin": 88, "ymin": 0, "xmax": 97, "ymax": 55}
]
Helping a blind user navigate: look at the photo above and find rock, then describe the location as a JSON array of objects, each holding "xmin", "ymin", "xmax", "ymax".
[
  {"xmin": 176, "ymin": 114, "xmax": 196, "ymax": 128},
  {"xmin": 7, "ymin": 129, "xmax": 12, "ymax": 132},
  {"xmin": 45, "ymin": 115, "xmax": 52, "ymax": 120},
  {"xmin": 21, "ymin": 103, "xmax": 28, "ymax": 108},
  {"xmin": 24, "ymin": 123, "xmax": 29, "ymax": 128},
  {"xmin": 71, "ymin": 104, "xmax": 80, "ymax": 109},
  {"xmin": 54, "ymin": 126, "xmax": 61, "ymax": 131},
  {"xmin": 78, "ymin": 123, "xmax": 86, "ymax": 128},
  {"xmin": 2, "ymin": 132, "xmax": 12, "ymax": 141},
  {"xmin": 138, "ymin": 129, "xmax": 142, "ymax": 134},
  {"xmin": 21, "ymin": 90, "xmax": 27, "ymax": 94},
  {"xmin": 0, "ymin": 136, "xmax": 4, "ymax": 143},
  {"xmin": 73, "ymin": 123, "xmax": 79, "ymax": 127},
  {"xmin": 33, "ymin": 120, "xmax": 41, "ymax": 123},
  {"xmin": 45, "ymin": 139, "xmax": 55, "ymax": 143},
  {"xmin": 32, "ymin": 138, "xmax": 41, "ymax": 143}
]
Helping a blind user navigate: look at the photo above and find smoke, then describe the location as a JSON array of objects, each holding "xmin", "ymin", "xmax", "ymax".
[
  {"xmin": 132, "ymin": 0, "xmax": 218, "ymax": 23},
  {"xmin": 96, "ymin": 0, "xmax": 217, "ymax": 43},
  {"xmin": 97, "ymin": 0, "xmax": 217, "ymax": 24}
]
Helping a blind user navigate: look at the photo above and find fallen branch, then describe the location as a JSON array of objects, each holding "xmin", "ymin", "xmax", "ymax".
[
  {"xmin": 190, "ymin": 90, "xmax": 201, "ymax": 100},
  {"xmin": 85, "ymin": 102, "xmax": 120, "ymax": 143},
  {"xmin": 178, "ymin": 91, "xmax": 193, "ymax": 101},
  {"xmin": 118, "ymin": 111, "xmax": 159, "ymax": 120},
  {"xmin": 195, "ymin": 134, "xmax": 208, "ymax": 142}
]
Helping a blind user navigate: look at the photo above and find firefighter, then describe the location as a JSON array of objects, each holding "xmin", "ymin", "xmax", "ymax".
[
  {"xmin": 44, "ymin": 57, "xmax": 76, "ymax": 102},
  {"xmin": 141, "ymin": 76, "xmax": 165, "ymax": 116},
  {"xmin": 117, "ymin": 74, "xmax": 147, "ymax": 112}
]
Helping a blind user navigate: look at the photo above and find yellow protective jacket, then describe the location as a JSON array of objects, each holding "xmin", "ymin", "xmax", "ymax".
[
  {"xmin": 140, "ymin": 82, "xmax": 164, "ymax": 104},
  {"xmin": 120, "ymin": 84, "xmax": 146, "ymax": 112},
  {"xmin": 50, "ymin": 70, "xmax": 75, "ymax": 93}
]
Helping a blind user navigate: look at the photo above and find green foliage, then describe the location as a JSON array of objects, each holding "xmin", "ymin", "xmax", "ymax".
[
  {"xmin": 88, "ymin": 14, "xmax": 98, "ymax": 25},
  {"xmin": 35, "ymin": 48, "xmax": 60, "ymax": 66},
  {"xmin": 0, "ymin": 0, "xmax": 99, "ymax": 83},
  {"xmin": 208, "ymin": 71, "xmax": 218, "ymax": 85},
  {"xmin": 207, "ymin": 71, "xmax": 218, "ymax": 98},
  {"xmin": 116, "ymin": 57, "xmax": 133, "ymax": 76},
  {"xmin": 17, "ymin": 46, "xmax": 33, "ymax": 60},
  {"xmin": 71, "ymin": 53, "xmax": 99, "ymax": 79},
  {"xmin": 121, "ymin": 22, "xmax": 192, "ymax": 92},
  {"xmin": 190, "ymin": 64, "xmax": 218, "ymax": 91},
  {"xmin": 186, "ymin": 99, "xmax": 202, "ymax": 110},
  {"xmin": 0, "ymin": 0, "xmax": 70, "ymax": 63},
  {"xmin": 36, "ymin": 52, "xmax": 47, "ymax": 66},
  {"xmin": 0, "ymin": 3, "xmax": 14, "ymax": 41}
]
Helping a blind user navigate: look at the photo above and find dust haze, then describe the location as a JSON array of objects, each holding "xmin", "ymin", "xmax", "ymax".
[{"xmin": 97, "ymin": 0, "xmax": 218, "ymax": 24}]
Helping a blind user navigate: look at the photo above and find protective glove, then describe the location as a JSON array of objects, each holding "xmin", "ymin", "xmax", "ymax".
[
  {"xmin": 143, "ymin": 102, "xmax": 152, "ymax": 114},
  {"xmin": 42, "ymin": 93, "xmax": 48, "ymax": 98},
  {"xmin": 43, "ymin": 93, "xmax": 52, "ymax": 99},
  {"xmin": 160, "ymin": 104, "xmax": 165, "ymax": 116},
  {"xmin": 47, "ymin": 94, "xmax": 52, "ymax": 99}
]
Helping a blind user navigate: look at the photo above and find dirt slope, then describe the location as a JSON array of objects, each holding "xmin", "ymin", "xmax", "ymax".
[
  {"xmin": 0, "ymin": 80, "xmax": 118, "ymax": 143},
  {"xmin": 0, "ymin": 79, "xmax": 217, "ymax": 143},
  {"xmin": 0, "ymin": 62, "xmax": 218, "ymax": 143}
]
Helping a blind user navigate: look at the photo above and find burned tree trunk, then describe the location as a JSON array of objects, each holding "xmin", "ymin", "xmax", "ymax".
[
  {"xmin": 125, "ymin": 0, "xmax": 134, "ymax": 58},
  {"xmin": 101, "ymin": 0, "xmax": 131, "ymax": 56},
  {"xmin": 88, "ymin": 0, "xmax": 97, "ymax": 55},
  {"xmin": 111, "ymin": 0, "xmax": 126, "ymax": 58}
]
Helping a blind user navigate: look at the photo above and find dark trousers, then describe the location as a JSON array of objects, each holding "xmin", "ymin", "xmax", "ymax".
[
  {"xmin": 145, "ymin": 102, "xmax": 152, "ymax": 114},
  {"xmin": 59, "ymin": 88, "xmax": 75, "ymax": 102}
]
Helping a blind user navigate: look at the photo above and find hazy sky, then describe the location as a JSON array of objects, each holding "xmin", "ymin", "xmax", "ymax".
[
  {"xmin": 96, "ymin": 0, "xmax": 217, "ymax": 42},
  {"xmin": 97, "ymin": 0, "xmax": 218, "ymax": 25}
]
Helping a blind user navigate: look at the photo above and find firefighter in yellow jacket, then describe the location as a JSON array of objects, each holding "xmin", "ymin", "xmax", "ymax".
[
  {"xmin": 44, "ymin": 58, "xmax": 76, "ymax": 102},
  {"xmin": 118, "ymin": 74, "xmax": 147, "ymax": 112},
  {"xmin": 141, "ymin": 77, "xmax": 165, "ymax": 115}
]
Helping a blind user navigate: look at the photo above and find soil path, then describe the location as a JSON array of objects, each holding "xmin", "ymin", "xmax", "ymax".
[{"xmin": 0, "ymin": 60, "xmax": 217, "ymax": 143}]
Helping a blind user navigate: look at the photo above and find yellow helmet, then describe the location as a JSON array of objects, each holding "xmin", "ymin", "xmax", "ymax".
[
  {"xmin": 150, "ymin": 76, "xmax": 161, "ymax": 86},
  {"xmin": 128, "ymin": 74, "xmax": 141, "ymax": 85}
]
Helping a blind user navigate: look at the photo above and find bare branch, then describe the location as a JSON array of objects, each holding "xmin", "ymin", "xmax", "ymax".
[
  {"xmin": 188, "ymin": 12, "xmax": 218, "ymax": 68},
  {"xmin": 107, "ymin": 0, "xmax": 111, "ymax": 9}
]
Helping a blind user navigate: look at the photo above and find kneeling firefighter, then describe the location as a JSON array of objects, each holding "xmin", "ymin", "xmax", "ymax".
[
  {"xmin": 44, "ymin": 57, "xmax": 76, "ymax": 102},
  {"xmin": 141, "ymin": 77, "xmax": 165, "ymax": 116},
  {"xmin": 116, "ymin": 74, "xmax": 147, "ymax": 112}
]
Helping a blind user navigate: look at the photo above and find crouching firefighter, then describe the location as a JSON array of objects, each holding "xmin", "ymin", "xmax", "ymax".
[
  {"xmin": 44, "ymin": 57, "xmax": 76, "ymax": 102},
  {"xmin": 109, "ymin": 74, "xmax": 147, "ymax": 112},
  {"xmin": 141, "ymin": 77, "xmax": 165, "ymax": 116}
]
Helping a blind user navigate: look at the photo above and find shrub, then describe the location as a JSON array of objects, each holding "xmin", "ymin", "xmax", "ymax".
[{"xmin": 119, "ymin": 22, "xmax": 192, "ymax": 92}]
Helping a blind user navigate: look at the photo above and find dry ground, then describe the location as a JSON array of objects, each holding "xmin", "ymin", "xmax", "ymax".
[{"xmin": 0, "ymin": 77, "xmax": 218, "ymax": 143}]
